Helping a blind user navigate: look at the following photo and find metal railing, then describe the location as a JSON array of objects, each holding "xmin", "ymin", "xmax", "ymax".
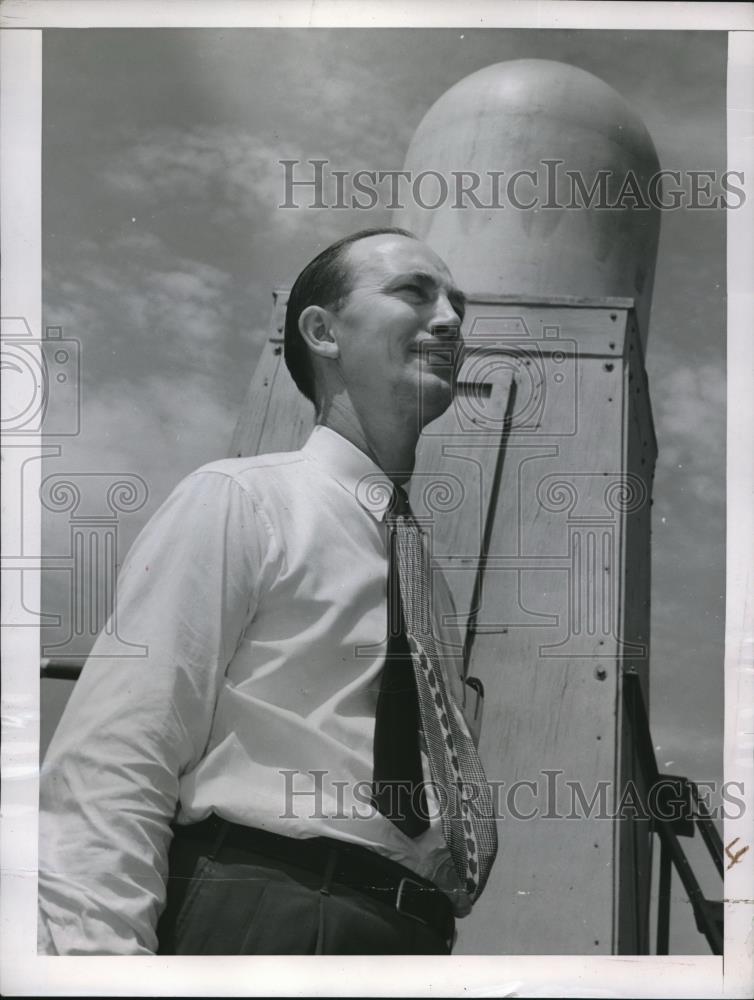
[{"xmin": 623, "ymin": 671, "xmax": 723, "ymax": 954}]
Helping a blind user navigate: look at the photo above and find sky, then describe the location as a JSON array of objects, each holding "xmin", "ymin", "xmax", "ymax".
[{"xmin": 37, "ymin": 27, "xmax": 728, "ymax": 953}]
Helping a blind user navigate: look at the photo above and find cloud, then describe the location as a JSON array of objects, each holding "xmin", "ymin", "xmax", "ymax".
[
  {"xmin": 44, "ymin": 228, "xmax": 266, "ymax": 391},
  {"xmin": 103, "ymin": 126, "xmax": 283, "ymax": 208},
  {"xmin": 656, "ymin": 362, "xmax": 725, "ymax": 452},
  {"xmin": 101, "ymin": 125, "xmax": 345, "ymax": 241},
  {"xmin": 652, "ymin": 356, "xmax": 726, "ymax": 510}
]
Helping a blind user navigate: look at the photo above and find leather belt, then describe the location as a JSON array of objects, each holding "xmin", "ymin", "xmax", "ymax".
[{"xmin": 172, "ymin": 814, "xmax": 455, "ymax": 948}]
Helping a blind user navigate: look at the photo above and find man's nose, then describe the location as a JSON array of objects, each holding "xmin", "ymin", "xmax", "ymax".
[{"xmin": 429, "ymin": 293, "xmax": 462, "ymax": 338}]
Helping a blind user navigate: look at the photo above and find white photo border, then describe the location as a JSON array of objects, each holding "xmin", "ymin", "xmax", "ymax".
[{"xmin": 1, "ymin": 3, "xmax": 751, "ymax": 997}]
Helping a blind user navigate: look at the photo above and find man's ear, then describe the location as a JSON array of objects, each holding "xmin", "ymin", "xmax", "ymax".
[{"xmin": 298, "ymin": 306, "xmax": 340, "ymax": 360}]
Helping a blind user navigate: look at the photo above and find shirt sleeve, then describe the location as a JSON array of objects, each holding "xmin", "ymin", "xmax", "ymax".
[{"xmin": 38, "ymin": 468, "xmax": 272, "ymax": 955}]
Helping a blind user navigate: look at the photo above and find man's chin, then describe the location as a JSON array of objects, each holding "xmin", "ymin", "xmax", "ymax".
[{"xmin": 418, "ymin": 376, "xmax": 455, "ymax": 428}]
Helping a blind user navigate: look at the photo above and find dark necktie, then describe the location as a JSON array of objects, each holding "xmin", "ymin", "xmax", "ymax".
[
  {"xmin": 371, "ymin": 492, "xmax": 430, "ymax": 839},
  {"xmin": 372, "ymin": 485, "xmax": 498, "ymax": 901}
]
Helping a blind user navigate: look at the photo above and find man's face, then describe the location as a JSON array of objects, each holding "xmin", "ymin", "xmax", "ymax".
[{"xmin": 330, "ymin": 234, "xmax": 465, "ymax": 428}]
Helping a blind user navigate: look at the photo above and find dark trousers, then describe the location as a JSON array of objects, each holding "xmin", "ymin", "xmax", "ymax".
[{"xmin": 156, "ymin": 819, "xmax": 454, "ymax": 955}]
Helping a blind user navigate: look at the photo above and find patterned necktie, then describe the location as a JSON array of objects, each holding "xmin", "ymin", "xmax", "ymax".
[{"xmin": 377, "ymin": 485, "xmax": 498, "ymax": 901}]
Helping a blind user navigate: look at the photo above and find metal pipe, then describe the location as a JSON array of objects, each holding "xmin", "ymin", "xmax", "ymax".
[{"xmin": 656, "ymin": 841, "xmax": 672, "ymax": 955}]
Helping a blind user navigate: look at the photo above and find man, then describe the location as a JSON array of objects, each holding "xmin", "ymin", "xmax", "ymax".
[{"xmin": 38, "ymin": 227, "xmax": 498, "ymax": 955}]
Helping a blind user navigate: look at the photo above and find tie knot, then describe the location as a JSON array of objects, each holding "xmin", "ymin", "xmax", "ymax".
[{"xmin": 388, "ymin": 484, "xmax": 411, "ymax": 520}]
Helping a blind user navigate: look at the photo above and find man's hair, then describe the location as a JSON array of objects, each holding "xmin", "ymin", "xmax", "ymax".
[{"xmin": 283, "ymin": 226, "xmax": 417, "ymax": 407}]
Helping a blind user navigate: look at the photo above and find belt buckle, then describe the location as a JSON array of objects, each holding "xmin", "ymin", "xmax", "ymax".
[{"xmin": 395, "ymin": 875, "xmax": 428, "ymax": 923}]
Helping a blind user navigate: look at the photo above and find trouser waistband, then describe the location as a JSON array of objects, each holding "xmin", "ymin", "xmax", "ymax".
[{"xmin": 170, "ymin": 814, "xmax": 455, "ymax": 948}]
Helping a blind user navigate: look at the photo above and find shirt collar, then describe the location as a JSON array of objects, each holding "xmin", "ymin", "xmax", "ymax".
[{"xmin": 302, "ymin": 425, "xmax": 395, "ymax": 522}]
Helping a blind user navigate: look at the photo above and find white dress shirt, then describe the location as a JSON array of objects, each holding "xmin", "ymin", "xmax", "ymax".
[{"xmin": 38, "ymin": 426, "xmax": 478, "ymax": 955}]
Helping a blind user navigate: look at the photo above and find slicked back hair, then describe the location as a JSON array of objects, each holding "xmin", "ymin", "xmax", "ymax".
[{"xmin": 283, "ymin": 227, "xmax": 417, "ymax": 408}]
